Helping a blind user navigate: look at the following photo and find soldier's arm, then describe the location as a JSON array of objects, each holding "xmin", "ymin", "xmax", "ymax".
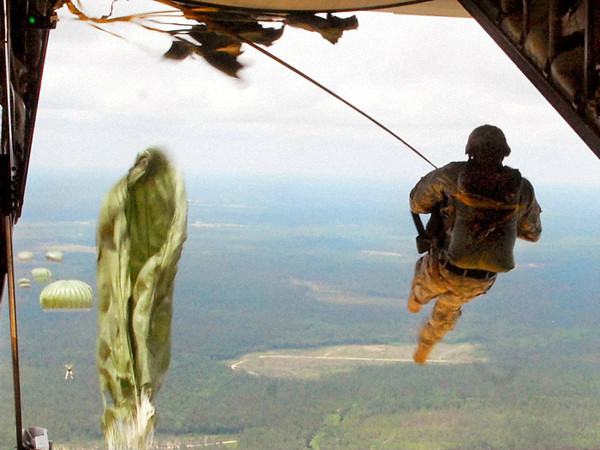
[
  {"xmin": 410, "ymin": 162, "xmax": 464, "ymax": 213},
  {"xmin": 410, "ymin": 167, "xmax": 452, "ymax": 214},
  {"xmin": 517, "ymin": 179, "xmax": 542, "ymax": 242}
]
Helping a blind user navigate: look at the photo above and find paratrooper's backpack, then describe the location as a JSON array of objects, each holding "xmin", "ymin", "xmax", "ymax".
[{"xmin": 447, "ymin": 164, "xmax": 523, "ymax": 273}]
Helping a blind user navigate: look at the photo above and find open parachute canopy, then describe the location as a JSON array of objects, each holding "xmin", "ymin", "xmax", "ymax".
[
  {"xmin": 45, "ymin": 251, "xmax": 64, "ymax": 262},
  {"xmin": 31, "ymin": 267, "xmax": 52, "ymax": 284},
  {"xmin": 17, "ymin": 251, "xmax": 34, "ymax": 262},
  {"xmin": 39, "ymin": 280, "xmax": 94, "ymax": 311},
  {"xmin": 18, "ymin": 278, "xmax": 32, "ymax": 289}
]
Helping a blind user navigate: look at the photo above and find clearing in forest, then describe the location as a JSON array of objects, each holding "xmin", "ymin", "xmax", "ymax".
[{"xmin": 228, "ymin": 344, "xmax": 487, "ymax": 379}]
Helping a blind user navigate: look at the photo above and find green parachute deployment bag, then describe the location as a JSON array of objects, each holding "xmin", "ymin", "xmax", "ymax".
[{"xmin": 96, "ymin": 148, "xmax": 187, "ymax": 448}]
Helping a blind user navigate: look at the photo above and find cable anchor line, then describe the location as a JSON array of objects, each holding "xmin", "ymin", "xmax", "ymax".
[{"xmin": 240, "ymin": 38, "xmax": 438, "ymax": 170}]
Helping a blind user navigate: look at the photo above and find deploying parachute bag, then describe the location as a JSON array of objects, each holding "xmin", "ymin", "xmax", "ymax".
[
  {"xmin": 96, "ymin": 148, "xmax": 187, "ymax": 448},
  {"xmin": 447, "ymin": 164, "xmax": 523, "ymax": 273}
]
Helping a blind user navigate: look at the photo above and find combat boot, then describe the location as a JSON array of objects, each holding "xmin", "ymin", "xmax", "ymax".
[
  {"xmin": 407, "ymin": 293, "xmax": 422, "ymax": 313},
  {"xmin": 413, "ymin": 342, "xmax": 434, "ymax": 364}
]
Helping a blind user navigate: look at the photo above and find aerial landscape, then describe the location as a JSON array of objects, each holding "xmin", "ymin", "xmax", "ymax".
[
  {"xmin": 0, "ymin": 171, "xmax": 599, "ymax": 448},
  {"xmin": 2, "ymin": 2, "xmax": 600, "ymax": 447}
]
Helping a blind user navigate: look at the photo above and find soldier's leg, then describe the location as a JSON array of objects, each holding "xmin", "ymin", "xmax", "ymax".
[
  {"xmin": 407, "ymin": 253, "xmax": 444, "ymax": 313},
  {"xmin": 414, "ymin": 295, "xmax": 463, "ymax": 364},
  {"xmin": 414, "ymin": 275, "xmax": 496, "ymax": 364}
]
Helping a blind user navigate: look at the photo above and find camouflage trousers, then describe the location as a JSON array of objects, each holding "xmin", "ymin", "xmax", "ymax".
[{"xmin": 409, "ymin": 251, "xmax": 496, "ymax": 347}]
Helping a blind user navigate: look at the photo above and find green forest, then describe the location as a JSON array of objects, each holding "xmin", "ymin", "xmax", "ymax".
[{"xmin": 0, "ymin": 175, "xmax": 599, "ymax": 449}]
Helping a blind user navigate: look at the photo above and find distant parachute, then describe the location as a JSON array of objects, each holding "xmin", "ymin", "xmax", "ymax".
[
  {"xmin": 39, "ymin": 280, "xmax": 93, "ymax": 310},
  {"xmin": 31, "ymin": 267, "xmax": 52, "ymax": 284},
  {"xmin": 45, "ymin": 251, "xmax": 64, "ymax": 262},
  {"xmin": 17, "ymin": 251, "xmax": 34, "ymax": 262},
  {"xmin": 18, "ymin": 278, "xmax": 32, "ymax": 289}
]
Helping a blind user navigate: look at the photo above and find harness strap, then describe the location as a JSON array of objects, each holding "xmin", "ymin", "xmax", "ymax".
[
  {"xmin": 411, "ymin": 212, "xmax": 426, "ymax": 236},
  {"xmin": 452, "ymin": 190, "xmax": 524, "ymax": 211},
  {"xmin": 440, "ymin": 258, "xmax": 496, "ymax": 280}
]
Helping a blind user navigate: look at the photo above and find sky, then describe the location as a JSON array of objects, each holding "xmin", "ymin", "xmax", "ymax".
[{"xmin": 30, "ymin": 0, "xmax": 600, "ymax": 187}]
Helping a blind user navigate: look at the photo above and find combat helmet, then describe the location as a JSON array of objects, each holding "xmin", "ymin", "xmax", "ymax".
[{"xmin": 465, "ymin": 125, "xmax": 511, "ymax": 161}]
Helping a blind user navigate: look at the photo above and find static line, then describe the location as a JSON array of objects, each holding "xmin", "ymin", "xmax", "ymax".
[{"xmin": 241, "ymin": 38, "xmax": 438, "ymax": 170}]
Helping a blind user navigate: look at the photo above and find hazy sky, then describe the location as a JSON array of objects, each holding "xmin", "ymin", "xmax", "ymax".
[{"xmin": 31, "ymin": 1, "xmax": 600, "ymax": 186}]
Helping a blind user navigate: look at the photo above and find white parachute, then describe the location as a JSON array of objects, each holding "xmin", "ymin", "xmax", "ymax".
[
  {"xmin": 17, "ymin": 278, "xmax": 32, "ymax": 289},
  {"xmin": 39, "ymin": 280, "xmax": 93, "ymax": 311},
  {"xmin": 17, "ymin": 251, "xmax": 35, "ymax": 262},
  {"xmin": 31, "ymin": 267, "xmax": 52, "ymax": 284},
  {"xmin": 45, "ymin": 251, "xmax": 64, "ymax": 263}
]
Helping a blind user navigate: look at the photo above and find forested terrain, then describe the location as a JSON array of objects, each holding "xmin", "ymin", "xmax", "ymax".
[{"xmin": 0, "ymin": 173, "xmax": 599, "ymax": 448}]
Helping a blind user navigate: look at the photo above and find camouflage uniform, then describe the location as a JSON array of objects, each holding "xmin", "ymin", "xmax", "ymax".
[
  {"xmin": 409, "ymin": 249, "xmax": 496, "ymax": 350},
  {"xmin": 408, "ymin": 128, "xmax": 542, "ymax": 364}
]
